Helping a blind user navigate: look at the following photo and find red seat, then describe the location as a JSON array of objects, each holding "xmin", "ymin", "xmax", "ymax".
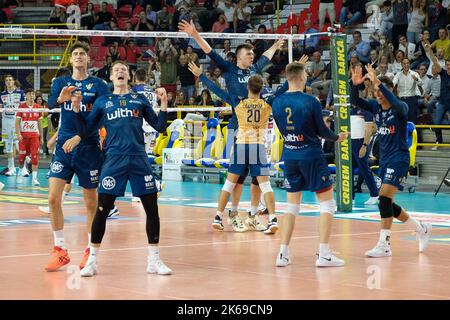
[
  {"xmin": 118, "ymin": 5, "xmax": 132, "ymax": 18},
  {"xmin": 90, "ymin": 36, "xmax": 105, "ymax": 47},
  {"xmin": 92, "ymin": 60, "xmax": 104, "ymax": 68},
  {"xmin": 118, "ymin": 46, "xmax": 126, "ymax": 60},
  {"xmin": 1, "ymin": 7, "xmax": 14, "ymax": 21},
  {"xmin": 132, "ymin": 5, "xmax": 143, "ymax": 16},
  {"xmin": 93, "ymin": 4, "xmax": 100, "ymax": 13},
  {"xmin": 95, "ymin": 46, "xmax": 108, "ymax": 60}
]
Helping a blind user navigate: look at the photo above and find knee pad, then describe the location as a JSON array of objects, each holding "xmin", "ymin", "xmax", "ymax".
[
  {"xmin": 284, "ymin": 203, "xmax": 299, "ymax": 216},
  {"xmin": 222, "ymin": 179, "xmax": 236, "ymax": 193},
  {"xmin": 392, "ymin": 202, "xmax": 402, "ymax": 218},
  {"xmin": 259, "ymin": 181, "xmax": 273, "ymax": 195},
  {"xmin": 378, "ymin": 195, "xmax": 393, "ymax": 218},
  {"xmin": 251, "ymin": 177, "xmax": 259, "ymax": 186},
  {"xmin": 319, "ymin": 199, "xmax": 336, "ymax": 215}
]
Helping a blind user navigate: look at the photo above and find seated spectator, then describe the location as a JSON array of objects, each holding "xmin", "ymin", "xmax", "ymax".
[
  {"xmin": 303, "ymin": 19, "xmax": 320, "ymax": 55},
  {"xmin": 377, "ymin": 34, "xmax": 395, "ymax": 62},
  {"xmin": 217, "ymin": 0, "xmax": 235, "ymax": 25},
  {"xmin": 423, "ymin": 63, "xmax": 441, "ymax": 115},
  {"xmin": 428, "ymin": 0, "xmax": 448, "ymax": 42},
  {"xmin": 306, "ymin": 51, "xmax": 325, "ymax": 87},
  {"xmin": 377, "ymin": 62, "xmax": 395, "ymax": 80},
  {"xmin": 348, "ymin": 31, "xmax": 371, "ymax": 64},
  {"xmin": 93, "ymin": 1, "xmax": 113, "ymax": 30},
  {"xmin": 212, "ymin": 13, "xmax": 230, "ymax": 33},
  {"xmin": 95, "ymin": 56, "xmax": 113, "ymax": 81},
  {"xmin": 398, "ymin": 34, "xmax": 417, "ymax": 61},
  {"xmin": 389, "ymin": 50, "xmax": 405, "ymax": 75},
  {"xmin": 426, "ymin": 48, "xmax": 445, "ymax": 76},
  {"xmin": 48, "ymin": 6, "xmax": 67, "ymax": 28},
  {"xmin": 368, "ymin": 49, "xmax": 379, "ymax": 69},
  {"xmin": 184, "ymin": 45, "xmax": 199, "ymax": 65},
  {"xmin": 106, "ymin": 42, "xmax": 121, "ymax": 62},
  {"xmin": 339, "ymin": 0, "xmax": 366, "ymax": 27}
]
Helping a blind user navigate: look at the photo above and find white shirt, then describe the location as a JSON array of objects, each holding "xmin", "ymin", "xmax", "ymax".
[
  {"xmin": 377, "ymin": 71, "xmax": 395, "ymax": 81},
  {"xmin": 420, "ymin": 75, "xmax": 430, "ymax": 94},
  {"xmin": 393, "ymin": 69, "xmax": 422, "ymax": 97},
  {"xmin": 389, "ymin": 62, "xmax": 403, "ymax": 75},
  {"xmin": 350, "ymin": 115, "xmax": 367, "ymax": 139},
  {"xmin": 218, "ymin": 2, "xmax": 235, "ymax": 22},
  {"xmin": 399, "ymin": 42, "xmax": 416, "ymax": 61}
]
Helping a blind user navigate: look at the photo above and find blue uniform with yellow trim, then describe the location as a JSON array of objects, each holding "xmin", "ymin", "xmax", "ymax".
[
  {"xmin": 272, "ymin": 92, "xmax": 339, "ymax": 193},
  {"xmin": 351, "ymin": 83, "xmax": 410, "ymax": 190},
  {"xmin": 48, "ymin": 76, "xmax": 109, "ymax": 188},
  {"xmin": 79, "ymin": 92, "xmax": 167, "ymax": 196}
]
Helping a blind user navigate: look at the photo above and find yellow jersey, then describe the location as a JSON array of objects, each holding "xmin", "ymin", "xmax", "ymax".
[{"xmin": 234, "ymin": 98, "xmax": 272, "ymax": 144}]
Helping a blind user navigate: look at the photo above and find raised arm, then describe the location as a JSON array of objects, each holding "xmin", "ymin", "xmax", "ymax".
[
  {"xmin": 262, "ymin": 39, "xmax": 285, "ymax": 61},
  {"xmin": 142, "ymin": 90, "xmax": 167, "ymax": 133},
  {"xmin": 424, "ymin": 41, "xmax": 442, "ymax": 73},
  {"xmin": 350, "ymin": 65, "xmax": 378, "ymax": 114},
  {"xmin": 178, "ymin": 20, "xmax": 212, "ymax": 54}
]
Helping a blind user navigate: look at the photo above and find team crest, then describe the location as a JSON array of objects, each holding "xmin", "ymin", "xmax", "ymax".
[
  {"xmin": 105, "ymin": 101, "xmax": 114, "ymax": 109},
  {"xmin": 86, "ymin": 83, "xmax": 93, "ymax": 90},
  {"xmin": 131, "ymin": 94, "xmax": 138, "ymax": 99}
]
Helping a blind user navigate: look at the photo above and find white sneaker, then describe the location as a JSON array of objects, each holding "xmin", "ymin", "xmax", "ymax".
[
  {"xmin": 32, "ymin": 179, "xmax": 40, "ymax": 186},
  {"xmin": 315, "ymin": 253, "xmax": 345, "ymax": 267},
  {"xmin": 364, "ymin": 196, "xmax": 379, "ymax": 205},
  {"xmin": 0, "ymin": 181, "xmax": 4, "ymax": 191},
  {"xmin": 107, "ymin": 206, "xmax": 119, "ymax": 218},
  {"xmin": 365, "ymin": 242, "xmax": 392, "ymax": 258},
  {"xmin": 417, "ymin": 222, "xmax": 432, "ymax": 253},
  {"xmin": 263, "ymin": 217, "xmax": 278, "ymax": 234},
  {"xmin": 5, "ymin": 168, "xmax": 16, "ymax": 176},
  {"xmin": 227, "ymin": 210, "xmax": 238, "ymax": 226},
  {"xmin": 275, "ymin": 252, "xmax": 291, "ymax": 267},
  {"xmin": 245, "ymin": 214, "xmax": 266, "ymax": 231},
  {"xmin": 21, "ymin": 167, "xmax": 30, "ymax": 177},
  {"xmin": 147, "ymin": 257, "xmax": 172, "ymax": 275},
  {"xmin": 38, "ymin": 206, "xmax": 50, "ymax": 214},
  {"xmin": 80, "ymin": 260, "xmax": 97, "ymax": 277},
  {"xmin": 431, "ymin": 142, "xmax": 439, "ymax": 151},
  {"xmin": 230, "ymin": 215, "xmax": 246, "ymax": 232}
]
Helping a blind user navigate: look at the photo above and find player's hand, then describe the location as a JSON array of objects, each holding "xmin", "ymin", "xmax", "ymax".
[
  {"xmin": 296, "ymin": 54, "xmax": 309, "ymax": 65},
  {"xmin": 359, "ymin": 145, "xmax": 367, "ymax": 158},
  {"xmin": 18, "ymin": 134, "xmax": 23, "ymax": 142},
  {"xmin": 71, "ymin": 91, "xmax": 82, "ymax": 113},
  {"xmin": 62, "ymin": 135, "xmax": 81, "ymax": 153},
  {"xmin": 178, "ymin": 19, "xmax": 197, "ymax": 36},
  {"xmin": 58, "ymin": 86, "xmax": 77, "ymax": 103},
  {"xmin": 351, "ymin": 65, "xmax": 365, "ymax": 85},
  {"xmin": 40, "ymin": 137, "xmax": 44, "ymax": 146},
  {"xmin": 365, "ymin": 64, "xmax": 381, "ymax": 87},
  {"xmin": 156, "ymin": 88, "xmax": 168, "ymax": 112},
  {"xmin": 188, "ymin": 61, "xmax": 202, "ymax": 77},
  {"xmin": 336, "ymin": 132, "xmax": 349, "ymax": 143},
  {"xmin": 272, "ymin": 39, "xmax": 285, "ymax": 51}
]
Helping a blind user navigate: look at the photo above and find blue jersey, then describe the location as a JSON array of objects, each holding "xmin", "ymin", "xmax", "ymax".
[
  {"xmin": 351, "ymin": 83, "xmax": 409, "ymax": 163},
  {"xmin": 272, "ymin": 92, "xmax": 338, "ymax": 160},
  {"xmin": 131, "ymin": 84, "xmax": 158, "ymax": 109},
  {"xmin": 49, "ymin": 75, "xmax": 109, "ymax": 146},
  {"xmin": 208, "ymin": 50, "xmax": 270, "ymax": 129},
  {"xmin": 0, "ymin": 88, "xmax": 26, "ymax": 120},
  {"xmin": 82, "ymin": 92, "xmax": 167, "ymax": 156}
]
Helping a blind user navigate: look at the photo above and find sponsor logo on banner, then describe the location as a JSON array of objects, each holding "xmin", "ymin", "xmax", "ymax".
[{"xmin": 102, "ymin": 176, "xmax": 116, "ymax": 190}]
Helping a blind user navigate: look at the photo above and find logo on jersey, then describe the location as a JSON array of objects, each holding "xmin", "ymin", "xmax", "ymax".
[
  {"xmin": 131, "ymin": 94, "xmax": 138, "ymax": 99},
  {"xmin": 283, "ymin": 179, "xmax": 291, "ymax": 189},
  {"xmin": 90, "ymin": 170, "xmax": 98, "ymax": 177},
  {"xmin": 86, "ymin": 83, "xmax": 93, "ymax": 90},
  {"xmin": 284, "ymin": 133, "xmax": 305, "ymax": 142},
  {"xmin": 144, "ymin": 175, "xmax": 154, "ymax": 189},
  {"xmin": 105, "ymin": 101, "xmax": 114, "ymax": 109},
  {"xmin": 237, "ymin": 75, "xmax": 250, "ymax": 84},
  {"xmin": 144, "ymin": 175, "xmax": 153, "ymax": 182},
  {"xmin": 51, "ymin": 161, "xmax": 64, "ymax": 173},
  {"xmin": 63, "ymin": 102, "xmax": 93, "ymax": 112},
  {"xmin": 377, "ymin": 125, "xmax": 395, "ymax": 135},
  {"xmin": 102, "ymin": 176, "xmax": 116, "ymax": 190},
  {"xmin": 106, "ymin": 108, "xmax": 140, "ymax": 120}
]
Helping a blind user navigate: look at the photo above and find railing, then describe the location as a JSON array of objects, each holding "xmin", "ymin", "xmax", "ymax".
[
  {"xmin": 415, "ymin": 125, "xmax": 450, "ymax": 148},
  {"xmin": 0, "ymin": 23, "xmax": 77, "ymax": 65}
]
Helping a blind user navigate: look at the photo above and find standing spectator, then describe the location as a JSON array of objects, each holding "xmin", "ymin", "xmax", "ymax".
[
  {"xmin": 80, "ymin": 2, "xmax": 97, "ymax": 30},
  {"xmin": 393, "ymin": 58, "xmax": 423, "ymax": 122},
  {"xmin": 407, "ymin": 0, "xmax": 428, "ymax": 45},
  {"xmin": 398, "ymin": 34, "xmax": 416, "ymax": 61},
  {"xmin": 422, "ymin": 63, "xmax": 441, "ymax": 117},
  {"xmin": 426, "ymin": 48, "xmax": 445, "ymax": 76},
  {"xmin": 389, "ymin": 50, "xmax": 405, "ymax": 74},
  {"xmin": 340, "ymin": 0, "xmax": 366, "ymax": 26},
  {"xmin": 425, "ymin": 42, "xmax": 450, "ymax": 149},
  {"xmin": 379, "ymin": 1, "xmax": 394, "ymax": 40},
  {"xmin": 391, "ymin": 0, "xmax": 409, "ymax": 50},
  {"xmin": 125, "ymin": 39, "xmax": 142, "ymax": 73},
  {"xmin": 184, "ymin": 45, "xmax": 199, "ymax": 65},
  {"xmin": 177, "ymin": 54, "xmax": 196, "ymax": 101},
  {"xmin": 411, "ymin": 29, "xmax": 431, "ymax": 70},
  {"xmin": 348, "ymin": 31, "xmax": 371, "ymax": 64},
  {"xmin": 377, "ymin": 62, "xmax": 395, "ymax": 80},
  {"xmin": 135, "ymin": 11, "xmax": 155, "ymax": 46},
  {"xmin": 319, "ymin": 0, "xmax": 336, "ymax": 31},
  {"xmin": 428, "ymin": 0, "xmax": 448, "ymax": 42},
  {"xmin": 218, "ymin": 0, "xmax": 236, "ymax": 26},
  {"xmin": 145, "ymin": 4, "xmax": 157, "ymax": 25},
  {"xmin": 303, "ymin": 19, "xmax": 320, "ymax": 55},
  {"xmin": 159, "ymin": 45, "xmax": 178, "ymax": 95},
  {"xmin": 107, "ymin": 42, "xmax": 121, "ymax": 62},
  {"xmin": 48, "ymin": 6, "xmax": 67, "ymax": 28}
]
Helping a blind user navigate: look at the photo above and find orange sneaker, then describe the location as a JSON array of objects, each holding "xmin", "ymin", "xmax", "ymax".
[
  {"xmin": 79, "ymin": 247, "xmax": 90, "ymax": 270},
  {"xmin": 44, "ymin": 246, "xmax": 70, "ymax": 271}
]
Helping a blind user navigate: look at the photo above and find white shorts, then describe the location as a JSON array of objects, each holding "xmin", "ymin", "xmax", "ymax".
[{"xmin": 1, "ymin": 118, "xmax": 18, "ymax": 153}]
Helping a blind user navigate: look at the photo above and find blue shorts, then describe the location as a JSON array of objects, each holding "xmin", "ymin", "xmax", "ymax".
[
  {"xmin": 98, "ymin": 154, "xmax": 158, "ymax": 197},
  {"xmin": 283, "ymin": 156, "xmax": 332, "ymax": 193},
  {"xmin": 228, "ymin": 144, "xmax": 270, "ymax": 177},
  {"xmin": 49, "ymin": 144, "xmax": 102, "ymax": 189},
  {"xmin": 378, "ymin": 160, "xmax": 409, "ymax": 191}
]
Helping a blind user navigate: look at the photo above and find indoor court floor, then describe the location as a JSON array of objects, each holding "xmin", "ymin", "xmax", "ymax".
[{"xmin": 1, "ymin": 170, "xmax": 450, "ymax": 300}]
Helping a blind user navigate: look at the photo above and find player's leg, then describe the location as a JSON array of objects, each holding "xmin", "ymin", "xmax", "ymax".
[
  {"xmin": 3, "ymin": 123, "xmax": 16, "ymax": 176},
  {"xmin": 213, "ymin": 172, "xmax": 243, "ymax": 231},
  {"xmin": 16, "ymin": 138, "xmax": 27, "ymax": 183},
  {"xmin": 140, "ymin": 193, "xmax": 172, "ymax": 275},
  {"xmin": 276, "ymin": 191, "xmax": 301, "ymax": 267},
  {"xmin": 245, "ymin": 178, "xmax": 267, "ymax": 231},
  {"xmin": 79, "ymin": 187, "xmax": 98, "ymax": 269},
  {"xmin": 315, "ymin": 187, "xmax": 344, "ymax": 267},
  {"xmin": 45, "ymin": 177, "xmax": 70, "ymax": 271},
  {"xmin": 80, "ymin": 193, "xmax": 117, "ymax": 277},
  {"xmin": 30, "ymin": 137, "xmax": 40, "ymax": 185},
  {"xmin": 227, "ymin": 171, "xmax": 246, "ymax": 229}
]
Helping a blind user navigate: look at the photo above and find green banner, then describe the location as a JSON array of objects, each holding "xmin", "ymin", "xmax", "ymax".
[{"xmin": 330, "ymin": 34, "xmax": 352, "ymax": 212}]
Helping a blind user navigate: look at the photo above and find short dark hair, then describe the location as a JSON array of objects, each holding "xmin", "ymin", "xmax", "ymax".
[
  {"xmin": 378, "ymin": 76, "xmax": 393, "ymax": 89},
  {"xmin": 285, "ymin": 62, "xmax": 306, "ymax": 81},
  {"xmin": 134, "ymin": 68, "xmax": 147, "ymax": 82},
  {"xmin": 235, "ymin": 43, "xmax": 254, "ymax": 56},
  {"xmin": 353, "ymin": 31, "xmax": 362, "ymax": 37},
  {"xmin": 3, "ymin": 74, "xmax": 14, "ymax": 81},
  {"xmin": 248, "ymin": 74, "xmax": 263, "ymax": 95},
  {"xmin": 69, "ymin": 41, "xmax": 90, "ymax": 55},
  {"xmin": 24, "ymin": 88, "xmax": 34, "ymax": 94}
]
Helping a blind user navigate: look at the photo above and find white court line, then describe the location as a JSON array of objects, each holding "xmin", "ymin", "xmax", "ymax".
[{"xmin": 0, "ymin": 230, "xmax": 416, "ymax": 259}]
